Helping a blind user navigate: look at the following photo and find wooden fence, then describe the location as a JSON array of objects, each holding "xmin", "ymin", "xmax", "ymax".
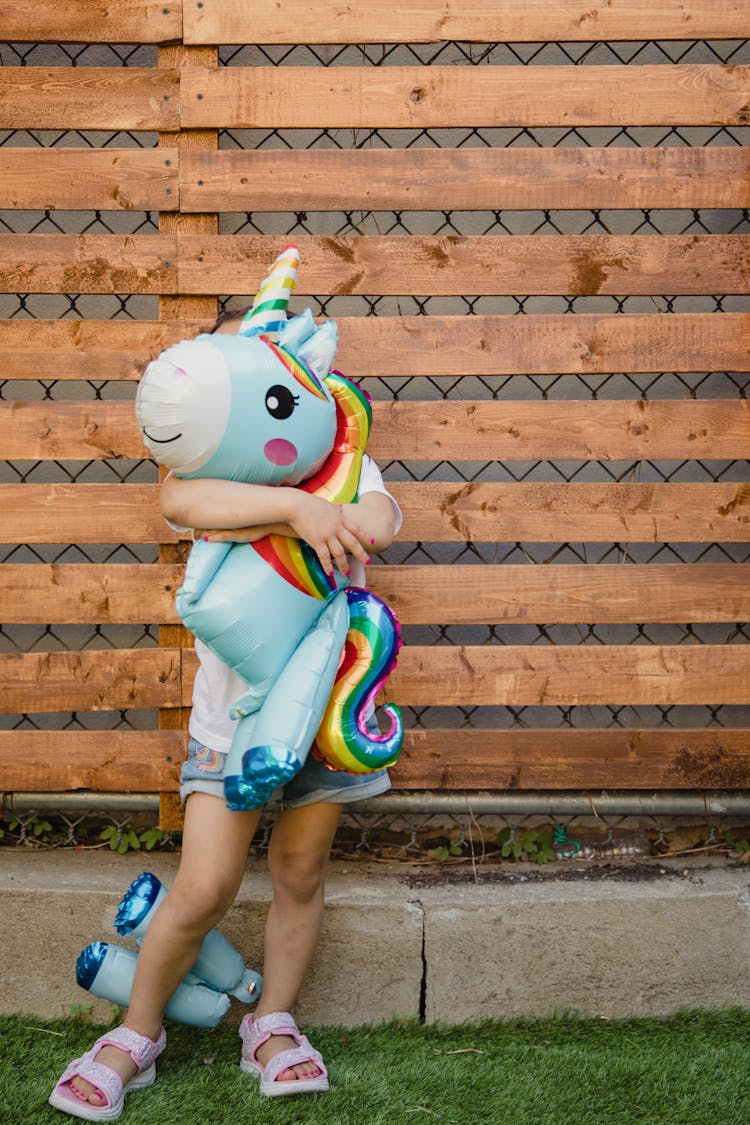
[{"xmin": 0, "ymin": 2, "xmax": 748, "ymax": 827}]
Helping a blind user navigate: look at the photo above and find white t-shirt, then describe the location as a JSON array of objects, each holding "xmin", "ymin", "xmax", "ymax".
[{"xmin": 174, "ymin": 456, "xmax": 402, "ymax": 753}]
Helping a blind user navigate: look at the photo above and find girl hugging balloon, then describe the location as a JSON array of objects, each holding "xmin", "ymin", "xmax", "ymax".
[{"xmin": 48, "ymin": 247, "xmax": 402, "ymax": 1118}]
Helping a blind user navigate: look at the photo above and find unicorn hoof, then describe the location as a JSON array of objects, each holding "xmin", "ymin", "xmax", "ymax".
[{"xmin": 223, "ymin": 747, "xmax": 303, "ymax": 810}]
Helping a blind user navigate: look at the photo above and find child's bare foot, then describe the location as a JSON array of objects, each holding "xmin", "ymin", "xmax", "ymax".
[
  {"xmin": 254, "ymin": 1034, "xmax": 322, "ymax": 1082},
  {"xmin": 67, "ymin": 1044, "xmax": 138, "ymax": 1106}
]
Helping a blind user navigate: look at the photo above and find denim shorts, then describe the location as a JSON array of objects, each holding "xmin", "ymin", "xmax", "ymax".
[{"xmin": 180, "ymin": 735, "xmax": 391, "ymax": 808}]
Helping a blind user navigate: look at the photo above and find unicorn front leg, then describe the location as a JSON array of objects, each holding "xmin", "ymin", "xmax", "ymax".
[{"xmin": 224, "ymin": 592, "xmax": 350, "ymax": 810}]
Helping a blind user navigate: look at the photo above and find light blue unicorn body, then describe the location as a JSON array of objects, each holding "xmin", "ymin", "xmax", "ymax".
[{"xmin": 136, "ymin": 249, "xmax": 402, "ymax": 809}]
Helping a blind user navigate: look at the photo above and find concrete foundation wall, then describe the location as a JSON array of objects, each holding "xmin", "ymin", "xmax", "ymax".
[{"xmin": 1, "ymin": 852, "xmax": 748, "ymax": 1026}]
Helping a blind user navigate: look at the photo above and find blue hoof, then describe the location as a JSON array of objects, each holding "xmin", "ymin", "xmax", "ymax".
[{"xmin": 223, "ymin": 746, "xmax": 302, "ymax": 810}]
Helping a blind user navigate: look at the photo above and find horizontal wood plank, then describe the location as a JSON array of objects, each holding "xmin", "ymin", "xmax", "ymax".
[
  {"xmin": 390, "ymin": 728, "xmax": 750, "ymax": 789},
  {"xmin": 2, "ymin": 313, "xmax": 749, "ymax": 379},
  {"xmin": 182, "ymin": 147, "xmax": 750, "ymax": 212},
  {"xmin": 0, "ymin": 730, "xmax": 184, "ymax": 792},
  {"xmin": 2, "ymin": 482, "xmax": 748, "ymax": 544},
  {"xmin": 2, "ymin": 563, "xmax": 748, "ymax": 625},
  {"xmin": 0, "ymin": 149, "xmax": 179, "ymax": 211},
  {"xmin": 3, "ymin": 399, "xmax": 747, "ymax": 462},
  {"xmin": 182, "ymin": 644, "xmax": 750, "ymax": 706},
  {"xmin": 369, "ymin": 564, "xmax": 750, "ymax": 625},
  {"xmin": 9, "ymin": 645, "xmax": 741, "ymax": 712},
  {"xmin": 0, "ymin": 649, "xmax": 181, "ymax": 714},
  {"xmin": 4, "ymin": 728, "xmax": 750, "ymax": 792},
  {"xmin": 0, "ymin": 484, "xmax": 173, "ymax": 544},
  {"xmin": 0, "ymin": 235, "xmax": 178, "ymax": 295},
  {"xmin": 177, "ymin": 234, "xmax": 750, "ymax": 296},
  {"xmin": 185, "ymin": 0, "xmax": 749, "ymax": 44},
  {"xmin": 0, "ymin": 320, "xmax": 196, "ymax": 379},
  {"xmin": 393, "ymin": 481, "xmax": 750, "ymax": 543},
  {"xmin": 181, "ymin": 64, "xmax": 750, "ymax": 129},
  {"xmin": 0, "ymin": 1, "xmax": 182, "ymax": 42},
  {"xmin": 0, "ymin": 68, "xmax": 179, "ymax": 131},
  {"xmin": 2, "ymin": 230, "xmax": 745, "ymax": 296},
  {"xmin": 0, "ymin": 564, "xmax": 184, "ymax": 623}
]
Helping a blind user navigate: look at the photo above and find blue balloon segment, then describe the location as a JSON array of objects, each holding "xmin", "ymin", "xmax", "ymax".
[
  {"xmin": 76, "ymin": 942, "xmax": 230, "ymax": 1028},
  {"xmin": 224, "ymin": 747, "xmax": 301, "ymax": 811},
  {"xmin": 115, "ymin": 872, "xmax": 163, "ymax": 936},
  {"xmin": 111, "ymin": 871, "xmax": 262, "ymax": 1004},
  {"xmin": 76, "ymin": 940, "xmax": 107, "ymax": 991}
]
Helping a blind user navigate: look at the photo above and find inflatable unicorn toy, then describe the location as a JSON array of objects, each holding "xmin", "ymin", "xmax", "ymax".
[
  {"xmin": 136, "ymin": 245, "xmax": 403, "ymax": 810},
  {"xmin": 75, "ymin": 871, "xmax": 263, "ymax": 1028}
]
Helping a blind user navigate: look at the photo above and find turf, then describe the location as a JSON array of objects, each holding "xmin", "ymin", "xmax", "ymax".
[{"xmin": 3, "ymin": 1009, "xmax": 749, "ymax": 1125}]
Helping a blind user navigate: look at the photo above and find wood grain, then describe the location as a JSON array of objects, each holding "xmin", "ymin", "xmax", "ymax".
[
  {"xmin": 2, "ymin": 313, "xmax": 748, "ymax": 379},
  {"xmin": 181, "ymin": 147, "xmax": 750, "ymax": 212},
  {"xmin": 0, "ymin": 68, "xmax": 179, "ymax": 131},
  {"xmin": 5, "ymin": 399, "xmax": 745, "ymax": 463},
  {"xmin": 185, "ymin": 0, "xmax": 750, "ymax": 45},
  {"xmin": 182, "ymin": 644, "xmax": 750, "ymax": 706},
  {"xmin": 0, "ymin": 149, "xmax": 179, "ymax": 211},
  {"xmin": 0, "ymin": 1, "xmax": 182, "ymax": 42},
  {"xmin": 4, "ymin": 728, "xmax": 749, "ymax": 792},
  {"xmin": 181, "ymin": 64, "xmax": 750, "ymax": 129},
  {"xmin": 389, "ymin": 728, "xmax": 750, "ymax": 789},
  {"xmin": 0, "ymin": 235, "xmax": 178, "ymax": 295},
  {"xmin": 3, "ymin": 482, "xmax": 748, "ymax": 544},
  {"xmin": 177, "ymin": 234, "xmax": 750, "ymax": 297},
  {"xmin": 0, "ymin": 731, "xmax": 184, "ymax": 792},
  {"xmin": 0, "ymin": 649, "xmax": 181, "ymax": 713},
  {"xmin": 3, "ymin": 563, "xmax": 747, "ymax": 625}
]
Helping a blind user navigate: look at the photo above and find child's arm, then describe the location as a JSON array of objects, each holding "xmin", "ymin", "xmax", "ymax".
[{"xmin": 161, "ymin": 474, "xmax": 377, "ymax": 578}]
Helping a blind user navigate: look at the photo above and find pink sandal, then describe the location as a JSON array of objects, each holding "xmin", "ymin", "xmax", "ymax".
[
  {"xmin": 239, "ymin": 1011, "xmax": 329, "ymax": 1097},
  {"xmin": 48, "ymin": 1024, "xmax": 166, "ymax": 1121}
]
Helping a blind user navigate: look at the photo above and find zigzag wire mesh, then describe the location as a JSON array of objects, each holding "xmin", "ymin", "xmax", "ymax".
[{"xmin": 0, "ymin": 39, "xmax": 748, "ymax": 841}]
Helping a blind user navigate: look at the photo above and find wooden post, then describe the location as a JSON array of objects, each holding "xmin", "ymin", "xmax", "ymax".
[{"xmin": 157, "ymin": 44, "xmax": 218, "ymax": 830}]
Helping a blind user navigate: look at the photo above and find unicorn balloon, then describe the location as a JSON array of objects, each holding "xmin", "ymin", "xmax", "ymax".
[{"xmin": 136, "ymin": 246, "xmax": 403, "ymax": 810}]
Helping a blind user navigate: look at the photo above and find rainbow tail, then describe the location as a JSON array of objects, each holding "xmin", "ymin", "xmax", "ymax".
[{"xmin": 315, "ymin": 587, "xmax": 403, "ymax": 773}]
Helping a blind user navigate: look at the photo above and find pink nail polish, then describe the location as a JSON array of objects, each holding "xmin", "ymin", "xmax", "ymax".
[
  {"xmin": 365, "ymin": 556, "xmax": 372, "ymax": 565},
  {"xmin": 203, "ymin": 535, "xmax": 209, "ymax": 542},
  {"xmin": 370, "ymin": 538, "xmax": 375, "ymax": 544}
]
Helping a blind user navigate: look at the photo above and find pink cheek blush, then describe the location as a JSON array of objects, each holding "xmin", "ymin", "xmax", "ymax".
[{"xmin": 264, "ymin": 438, "xmax": 298, "ymax": 466}]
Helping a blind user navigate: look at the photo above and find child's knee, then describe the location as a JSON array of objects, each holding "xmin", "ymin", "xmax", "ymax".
[
  {"xmin": 167, "ymin": 874, "xmax": 237, "ymax": 930},
  {"xmin": 269, "ymin": 847, "xmax": 327, "ymax": 903}
]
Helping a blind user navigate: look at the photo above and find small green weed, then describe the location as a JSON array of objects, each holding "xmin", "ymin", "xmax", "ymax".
[
  {"xmin": 99, "ymin": 824, "xmax": 167, "ymax": 854},
  {"xmin": 497, "ymin": 826, "xmax": 557, "ymax": 865},
  {"xmin": 723, "ymin": 829, "xmax": 750, "ymax": 859},
  {"xmin": 434, "ymin": 836, "xmax": 465, "ymax": 861}
]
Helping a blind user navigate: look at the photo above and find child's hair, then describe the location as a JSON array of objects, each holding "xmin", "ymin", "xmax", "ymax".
[{"xmin": 208, "ymin": 305, "xmax": 253, "ymax": 333}]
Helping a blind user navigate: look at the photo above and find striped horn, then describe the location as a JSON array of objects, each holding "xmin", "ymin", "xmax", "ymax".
[{"xmin": 239, "ymin": 244, "xmax": 300, "ymax": 340}]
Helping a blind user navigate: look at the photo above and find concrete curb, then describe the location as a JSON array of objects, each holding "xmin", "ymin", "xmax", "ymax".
[{"xmin": 1, "ymin": 852, "xmax": 748, "ymax": 1025}]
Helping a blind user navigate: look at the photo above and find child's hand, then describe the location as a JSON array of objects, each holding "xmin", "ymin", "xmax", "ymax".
[{"xmin": 287, "ymin": 492, "xmax": 371, "ymax": 579}]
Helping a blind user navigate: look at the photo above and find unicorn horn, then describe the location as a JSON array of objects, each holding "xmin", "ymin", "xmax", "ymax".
[{"xmin": 240, "ymin": 244, "xmax": 300, "ymax": 341}]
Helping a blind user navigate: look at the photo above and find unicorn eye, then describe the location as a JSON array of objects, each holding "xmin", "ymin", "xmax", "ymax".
[{"xmin": 265, "ymin": 384, "xmax": 299, "ymax": 420}]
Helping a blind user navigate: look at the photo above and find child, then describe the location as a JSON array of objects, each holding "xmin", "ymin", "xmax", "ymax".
[{"xmin": 49, "ymin": 308, "xmax": 402, "ymax": 1118}]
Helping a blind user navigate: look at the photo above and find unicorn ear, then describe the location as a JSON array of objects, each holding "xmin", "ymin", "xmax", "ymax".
[
  {"xmin": 277, "ymin": 308, "xmax": 316, "ymax": 353},
  {"xmin": 239, "ymin": 244, "xmax": 299, "ymax": 341},
  {"xmin": 296, "ymin": 319, "xmax": 338, "ymax": 379}
]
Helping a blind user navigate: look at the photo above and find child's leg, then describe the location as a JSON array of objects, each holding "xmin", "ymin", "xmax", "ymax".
[
  {"xmin": 252, "ymin": 801, "xmax": 342, "ymax": 1082},
  {"xmin": 69, "ymin": 793, "xmax": 263, "ymax": 1108}
]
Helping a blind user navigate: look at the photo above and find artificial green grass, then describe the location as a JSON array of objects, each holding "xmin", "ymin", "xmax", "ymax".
[{"xmin": 3, "ymin": 1010, "xmax": 749, "ymax": 1125}]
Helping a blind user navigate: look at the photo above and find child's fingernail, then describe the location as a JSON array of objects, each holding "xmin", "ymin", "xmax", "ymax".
[
  {"xmin": 370, "ymin": 538, "xmax": 375, "ymax": 544},
  {"xmin": 203, "ymin": 535, "xmax": 209, "ymax": 542},
  {"xmin": 365, "ymin": 556, "xmax": 371, "ymax": 565},
  {"xmin": 345, "ymin": 570, "xmax": 350, "ymax": 577}
]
